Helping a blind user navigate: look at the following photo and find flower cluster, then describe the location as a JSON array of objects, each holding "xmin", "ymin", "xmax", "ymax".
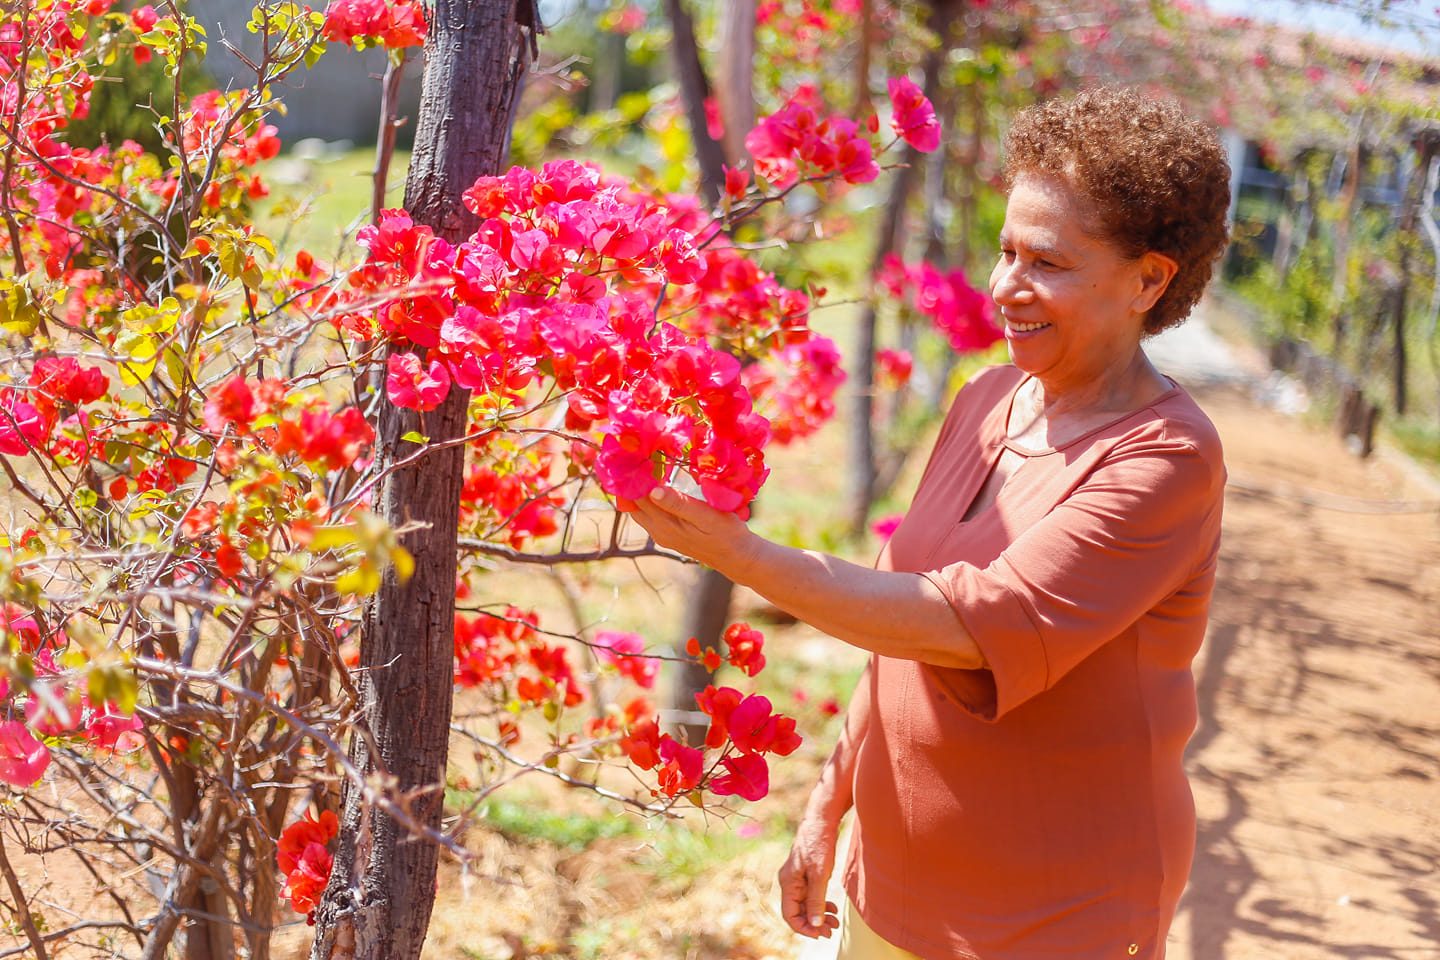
[
  {"xmin": 321, "ymin": 0, "xmax": 427, "ymax": 49},
  {"xmin": 887, "ymin": 77, "xmax": 942, "ymax": 153},
  {"xmin": 277, "ymin": 809, "xmax": 339, "ymax": 922},
  {"xmin": 452, "ymin": 606, "xmax": 596, "ymax": 715},
  {"xmin": 593, "ymin": 630, "xmax": 661, "ymax": 689},
  {"xmin": 743, "ymin": 77, "xmax": 942, "ymax": 191},
  {"xmin": 0, "ymin": 603, "xmax": 145, "ymax": 788},
  {"xmin": 345, "ymin": 158, "xmax": 832, "ymax": 515},
  {"xmin": 684, "ymin": 621, "xmax": 767, "ymax": 677},
  {"xmin": 742, "ymin": 336, "xmax": 847, "ymax": 445},
  {"xmin": 617, "ymin": 684, "xmax": 801, "ymax": 803},
  {"xmin": 744, "ymin": 85, "xmax": 880, "ymax": 189},
  {"xmin": 875, "ymin": 254, "xmax": 1002, "ymax": 353}
]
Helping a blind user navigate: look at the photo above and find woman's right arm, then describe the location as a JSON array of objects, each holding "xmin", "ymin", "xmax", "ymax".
[{"xmin": 778, "ymin": 659, "xmax": 873, "ymax": 939}]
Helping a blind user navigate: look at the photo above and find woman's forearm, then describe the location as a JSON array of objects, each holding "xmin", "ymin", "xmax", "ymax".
[
  {"xmin": 621, "ymin": 486, "xmax": 985, "ymax": 670},
  {"xmin": 728, "ymin": 535, "xmax": 986, "ymax": 671}
]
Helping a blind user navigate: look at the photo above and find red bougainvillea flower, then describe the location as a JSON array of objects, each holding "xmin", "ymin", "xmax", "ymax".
[
  {"xmin": 130, "ymin": 4, "xmax": 157, "ymax": 31},
  {"xmin": 887, "ymin": 76, "xmax": 942, "ymax": 152},
  {"xmin": 656, "ymin": 738, "xmax": 704, "ymax": 797},
  {"xmin": 278, "ymin": 808, "xmax": 339, "ymax": 874},
  {"xmin": 202, "ymin": 375, "xmax": 257, "ymax": 434},
  {"xmin": 875, "ymin": 348, "xmax": 913, "ymax": 389},
  {"xmin": 278, "ymin": 809, "xmax": 339, "ymax": 919},
  {"xmin": 722, "ymin": 622, "xmax": 766, "ymax": 678},
  {"xmin": 0, "ymin": 721, "xmax": 51, "ymax": 788},
  {"xmin": 695, "ymin": 684, "xmax": 744, "ymax": 749},
  {"xmin": 710, "ymin": 752, "xmax": 769, "ymax": 801},
  {"xmin": 85, "ymin": 700, "xmax": 145, "ymax": 754},
  {"xmin": 593, "ymin": 630, "xmax": 661, "ymax": 689},
  {"xmin": 29, "ymin": 356, "xmax": 108, "ymax": 413},
  {"xmin": 619, "ymin": 716, "xmax": 663, "ymax": 769}
]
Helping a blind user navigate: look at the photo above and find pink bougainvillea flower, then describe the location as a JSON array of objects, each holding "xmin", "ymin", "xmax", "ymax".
[
  {"xmin": 871, "ymin": 512, "xmax": 905, "ymax": 541},
  {"xmin": 0, "ymin": 721, "xmax": 51, "ymax": 788},
  {"xmin": 593, "ymin": 630, "xmax": 661, "ymax": 689},
  {"xmin": 0, "ymin": 397, "xmax": 45, "ymax": 456},
  {"xmin": 887, "ymin": 76, "xmax": 942, "ymax": 152},
  {"xmin": 710, "ymin": 752, "xmax": 769, "ymax": 802},
  {"xmin": 727, "ymin": 694, "xmax": 802, "ymax": 756},
  {"xmin": 130, "ymin": 4, "xmax": 158, "ymax": 31},
  {"xmin": 385, "ymin": 352, "xmax": 452, "ymax": 411},
  {"xmin": 1, "ymin": 603, "xmax": 44, "ymax": 653},
  {"xmin": 25, "ymin": 691, "xmax": 78, "ymax": 737}
]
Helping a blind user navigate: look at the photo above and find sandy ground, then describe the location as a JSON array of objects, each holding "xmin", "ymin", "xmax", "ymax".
[{"xmin": 1154, "ymin": 314, "xmax": 1440, "ymax": 960}]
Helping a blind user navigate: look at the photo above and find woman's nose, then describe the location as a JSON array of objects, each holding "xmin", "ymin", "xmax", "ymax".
[{"xmin": 990, "ymin": 260, "xmax": 1031, "ymax": 305}]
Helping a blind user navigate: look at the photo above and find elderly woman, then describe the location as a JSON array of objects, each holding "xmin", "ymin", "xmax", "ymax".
[{"xmin": 624, "ymin": 85, "xmax": 1231, "ymax": 959}]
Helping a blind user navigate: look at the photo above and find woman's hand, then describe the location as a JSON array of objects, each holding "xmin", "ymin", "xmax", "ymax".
[
  {"xmin": 777, "ymin": 812, "xmax": 842, "ymax": 939},
  {"xmin": 618, "ymin": 486, "xmax": 758, "ymax": 575}
]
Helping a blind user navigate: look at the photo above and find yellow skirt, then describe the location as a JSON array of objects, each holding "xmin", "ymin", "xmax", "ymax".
[{"xmin": 837, "ymin": 899, "xmax": 925, "ymax": 960}]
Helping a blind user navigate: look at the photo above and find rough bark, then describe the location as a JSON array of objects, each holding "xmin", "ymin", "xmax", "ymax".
[{"xmin": 309, "ymin": 4, "xmax": 536, "ymax": 959}]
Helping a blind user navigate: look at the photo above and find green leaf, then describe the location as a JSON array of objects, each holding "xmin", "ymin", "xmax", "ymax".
[
  {"xmin": 400, "ymin": 430, "xmax": 429, "ymax": 444},
  {"xmin": 308, "ymin": 526, "xmax": 358, "ymax": 551}
]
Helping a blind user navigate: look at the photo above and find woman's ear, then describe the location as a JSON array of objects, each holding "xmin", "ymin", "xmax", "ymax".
[{"xmin": 1132, "ymin": 251, "xmax": 1179, "ymax": 314}]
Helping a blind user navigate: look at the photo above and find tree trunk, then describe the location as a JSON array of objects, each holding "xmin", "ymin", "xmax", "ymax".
[
  {"xmin": 1391, "ymin": 133, "xmax": 1440, "ymax": 416},
  {"xmin": 844, "ymin": 0, "xmax": 956, "ymax": 538},
  {"xmin": 309, "ymin": 4, "xmax": 537, "ymax": 959},
  {"xmin": 853, "ymin": 0, "xmax": 874, "ymax": 120},
  {"xmin": 662, "ymin": 0, "xmax": 744, "ymax": 741},
  {"xmin": 668, "ymin": 565, "xmax": 733, "ymax": 745},
  {"xmin": 715, "ymin": 0, "xmax": 755, "ymax": 168},
  {"xmin": 665, "ymin": 0, "xmax": 728, "ymax": 204}
]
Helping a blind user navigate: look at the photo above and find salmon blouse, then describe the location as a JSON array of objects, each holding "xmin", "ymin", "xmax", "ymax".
[{"xmin": 842, "ymin": 364, "xmax": 1225, "ymax": 960}]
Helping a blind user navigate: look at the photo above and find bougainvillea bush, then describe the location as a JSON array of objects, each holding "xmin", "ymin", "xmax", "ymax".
[{"xmin": 0, "ymin": 0, "xmax": 944, "ymax": 954}]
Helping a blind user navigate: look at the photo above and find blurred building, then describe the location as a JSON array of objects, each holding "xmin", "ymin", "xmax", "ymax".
[{"xmin": 186, "ymin": 0, "xmax": 424, "ymax": 147}]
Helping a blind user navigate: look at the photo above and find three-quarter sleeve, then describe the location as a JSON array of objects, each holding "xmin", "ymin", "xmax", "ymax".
[{"xmin": 921, "ymin": 433, "xmax": 1224, "ymax": 721}]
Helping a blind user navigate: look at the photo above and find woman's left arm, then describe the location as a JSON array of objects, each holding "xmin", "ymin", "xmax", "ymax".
[{"xmin": 621, "ymin": 487, "xmax": 985, "ymax": 670}]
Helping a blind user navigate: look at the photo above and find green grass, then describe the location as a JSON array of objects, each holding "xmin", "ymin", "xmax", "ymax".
[
  {"xmin": 254, "ymin": 147, "xmax": 411, "ymax": 265},
  {"xmin": 447, "ymin": 792, "xmax": 640, "ymax": 851}
]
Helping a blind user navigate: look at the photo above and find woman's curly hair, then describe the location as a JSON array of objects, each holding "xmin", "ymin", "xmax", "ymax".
[{"xmin": 1002, "ymin": 86, "xmax": 1232, "ymax": 334}]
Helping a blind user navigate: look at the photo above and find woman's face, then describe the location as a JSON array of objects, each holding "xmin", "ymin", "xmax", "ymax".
[{"xmin": 989, "ymin": 175, "xmax": 1174, "ymax": 396}]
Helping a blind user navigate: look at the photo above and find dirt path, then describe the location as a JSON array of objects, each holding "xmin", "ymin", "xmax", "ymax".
[{"xmin": 1151, "ymin": 313, "xmax": 1440, "ymax": 960}]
